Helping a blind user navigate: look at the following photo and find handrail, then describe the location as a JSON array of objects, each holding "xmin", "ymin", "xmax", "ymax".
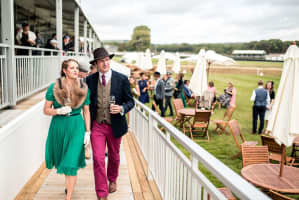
[
  {"xmin": 131, "ymin": 100, "xmax": 270, "ymax": 200},
  {"xmin": 0, "ymin": 43, "xmax": 10, "ymax": 48},
  {"xmin": 15, "ymin": 45, "xmax": 61, "ymax": 52}
]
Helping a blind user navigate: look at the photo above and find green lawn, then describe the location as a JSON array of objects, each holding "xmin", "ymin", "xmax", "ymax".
[
  {"xmin": 236, "ymin": 60, "xmax": 283, "ymax": 68},
  {"xmin": 142, "ymin": 72, "xmax": 297, "ymax": 198}
]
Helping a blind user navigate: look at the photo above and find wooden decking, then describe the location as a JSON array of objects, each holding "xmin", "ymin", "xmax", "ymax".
[{"xmin": 16, "ymin": 132, "xmax": 161, "ymax": 200}]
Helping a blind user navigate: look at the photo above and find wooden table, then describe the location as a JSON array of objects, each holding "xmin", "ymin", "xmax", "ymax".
[
  {"xmin": 178, "ymin": 108, "xmax": 212, "ymax": 117},
  {"xmin": 241, "ymin": 164, "xmax": 299, "ymax": 194}
]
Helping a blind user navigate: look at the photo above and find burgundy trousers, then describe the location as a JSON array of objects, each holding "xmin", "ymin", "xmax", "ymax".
[{"xmin": 91, "ymin": 120, "xmax": 122, "ymax": 198}]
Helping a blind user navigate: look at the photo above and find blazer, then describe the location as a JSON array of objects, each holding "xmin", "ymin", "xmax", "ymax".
[
  {"xmin": 154, "ymin": 79, "xmax": 165, "ymax": 100},
  {"xmin": 86, "ymin": 70, "xmax": 135, "ymax": 138}
]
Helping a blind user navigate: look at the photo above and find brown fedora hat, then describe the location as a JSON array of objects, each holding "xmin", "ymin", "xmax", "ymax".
[{"xmin": 89, "ymin": 48, "xmax": 114, "ymax": 64}]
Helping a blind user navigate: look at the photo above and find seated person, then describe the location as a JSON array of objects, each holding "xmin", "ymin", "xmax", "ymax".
[
  {"xmin": 207, "ymin": 81, "xmax": 217, "ymax": 102},
  {"xmin": 183, "ymin": 80, "xmax": 194, "ymax": 98}
]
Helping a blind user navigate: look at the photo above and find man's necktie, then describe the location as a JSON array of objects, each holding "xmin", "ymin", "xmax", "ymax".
[{"xmin": 102, "ymin": 74, "xmax": 106, "ymax": 86}]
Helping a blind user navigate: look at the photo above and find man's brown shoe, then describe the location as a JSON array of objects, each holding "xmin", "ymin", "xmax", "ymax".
[
  {"xmin": 109, "ymin": 182, "xmax": 117, "ymax": 193},
  {"xmin": 98, "ymin": 197, "xmax": 107, "ymax": 200}
]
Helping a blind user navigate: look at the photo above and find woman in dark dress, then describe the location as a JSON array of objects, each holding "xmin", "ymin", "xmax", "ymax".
[
  {"xmin": 174, "ymin": 73, "xmax": 186, "ymax": 106},
  {"xmin": 138, "ymin": 72, "xmax": 149, "ymax": 103}
]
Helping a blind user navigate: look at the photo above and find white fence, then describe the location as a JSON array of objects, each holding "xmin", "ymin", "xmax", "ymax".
[
  {"xmin": 129, "ymin": 100, "xmax": 270, "ymax": 200},
  {"xmin": 0, "ymin": 101, "xmax": 51, "ymax": 200},
  {"xmin": 0, "ymin": 45, "xmax": 90, "ymax": 107}
]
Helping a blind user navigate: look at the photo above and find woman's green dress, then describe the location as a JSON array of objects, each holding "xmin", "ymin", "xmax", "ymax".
[{"xmin": 45, "ymin": 83, "xmax": 90, "ymax": 176}]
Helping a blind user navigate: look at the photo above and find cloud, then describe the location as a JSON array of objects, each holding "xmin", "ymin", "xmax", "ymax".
[{"xmin": 81, "ymin": 0, "xmax": 299, "ymax": 43}]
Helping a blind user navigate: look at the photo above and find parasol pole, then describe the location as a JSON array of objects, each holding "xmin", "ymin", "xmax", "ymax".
[{"xmin": 279, "ymin": 144, "xmax": 286, "ymax": 176}]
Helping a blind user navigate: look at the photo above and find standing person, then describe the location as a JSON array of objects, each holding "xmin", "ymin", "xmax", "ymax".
[
  {"xmin": 174, "ymin": 73, "xmax": 186, "ymax": 106},
  {"xmin": 43, "ymin": 59, "xmax": 91, "ymax": 200},
  {"xmin": 250, "ymin": 80, "xmax": 270, "ymax": 134},
  {"xmin": 86, "ymin": 48, "xmax": 134, "ymax": 200},
  {"xmin": 129, "ymin": 76, "xmax": 140, "ymax": 98},
  {"xmin": 227, "ymin": 82, "xmax": 236, "ymax": 109},
  {"xmin": 138, "ymin": 72, "xmax": 149, "ymax": 104},
  {"xmin": 19, "ymin": 23, "xmax": 36, "ymax": 55},
  {"xmin": 152, "ymin": 71, "xmax": 165, "ymax": 117},
  {"xmin": 264, "ymin": 81, "xmax": 275, "ymax": 134},
  {"xmin": 164, "ymin": 71, "xmax": 175, "ymax": 116}
]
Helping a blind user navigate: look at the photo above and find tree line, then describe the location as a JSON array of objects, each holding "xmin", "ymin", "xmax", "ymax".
[{"xmin": 104, "ymin": 25, "xmax": 298, "ymax": 54}]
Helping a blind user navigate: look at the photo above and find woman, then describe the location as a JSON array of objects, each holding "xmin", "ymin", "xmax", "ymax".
[
  {"xmin": 207, "ymin": 81, "xmax": 217, "ymax": 103},
  {"xmin": 265, "ymin": 81, "xmax": 275, "ymax": 134},
  {"xmin": 174, "ymin": 73, "xmax": 186, "ymax": 106},
  {"xmin": 227, "ymin": 82, "xmax": 237, "ymax": 109},
  {"xmin": 129, "ymin": 76, "xmax": 140, "ymax": 98},
  {"xmin": 138, "ymin": 72, "xmax": 149, "ymax": 103},
  {"xmin": 43, "ymin": 59, "xmax": 90, "ymax": 200},
  {"xmin": 218, "ymin": 82, "xmax": 236, "ymax": 108}
]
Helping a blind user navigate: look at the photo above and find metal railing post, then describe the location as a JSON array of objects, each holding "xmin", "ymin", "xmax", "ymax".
[{"xmin": 1, "ymin": 0, "xmax": 16, "ymax": 106}]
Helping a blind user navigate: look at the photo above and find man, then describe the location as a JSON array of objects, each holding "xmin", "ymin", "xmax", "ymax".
[
  {"xmin": 152, "ymin": 71, "xmax": 165, "ymax": 117},
  {"xmin": 250, "ymin": 80, "xmax": 270, "ymax": 134},
  {"xmin": 17, "ymin": 23, "xmax": 36, "ymax": 55},
  {"xmin": 86, "ymin": 48, "xmax": 135, "ymax": 200},
  {"xmin": 164, "ymin": 71, "xmax": 174, "ymax": 116},
  {"xmin": 183, "ymin": 80, "xmax": 193, "ymax": 98}
]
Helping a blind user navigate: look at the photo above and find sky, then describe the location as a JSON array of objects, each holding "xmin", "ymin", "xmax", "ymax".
[{"xmin": 81, "ymin": 0, "xmax": 299, "ymax": 44}]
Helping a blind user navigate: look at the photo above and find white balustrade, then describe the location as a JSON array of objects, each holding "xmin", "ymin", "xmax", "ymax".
[{"xmin": 129, "ymin": 100, "xmax": 271, "ymax": 200}]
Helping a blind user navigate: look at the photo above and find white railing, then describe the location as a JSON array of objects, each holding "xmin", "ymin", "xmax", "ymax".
[
  {"xmin": 0, "ymin": 45, "xmax": 90, "ymax": 104},
  {"xmin": 129, "ymin": 100, "xmax": 271, "ymax": 200},
  {"xmin": 0, "ymin": 44, "xmax": 9, "ymax": 109},
  {"xmin": 0, "ymin": 101, "xmax": 50, "ymax": 200}
]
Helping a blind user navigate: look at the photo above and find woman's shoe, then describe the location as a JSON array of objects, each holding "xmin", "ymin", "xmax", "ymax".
[{"xmin": 65, "ymin": 188, "xmax": 67, "ymax": 195}]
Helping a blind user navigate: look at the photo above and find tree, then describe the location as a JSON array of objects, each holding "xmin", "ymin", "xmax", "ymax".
[{"xmin": 129, "ymin": 25, "xmax": 151, "ymax": 51}]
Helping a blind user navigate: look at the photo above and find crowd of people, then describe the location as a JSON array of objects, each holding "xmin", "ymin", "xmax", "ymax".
[{"xmin": 15, "ymin": 22, "xmax": 88, "ymax": 55}]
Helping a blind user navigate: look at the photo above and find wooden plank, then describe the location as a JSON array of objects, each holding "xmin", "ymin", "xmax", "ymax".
[
  {"xmin": 123, "ymin": 135, "xmax": 143, "ymax": 194},
  {"xmin": 15, "ymin": 162, "xmax": 51, "ymax": 200},
  {"xmin": 149, "ymin": 181, "xmax": 162, "ymax": 200},
  {"xmin": 129, "ymin": 132, "xmax": 148, "ymax": 176}
]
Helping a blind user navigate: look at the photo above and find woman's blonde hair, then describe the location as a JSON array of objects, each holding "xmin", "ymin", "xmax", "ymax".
[{"xmin": 60, "ymin": 59, "xmax": 79, "ymax": 77}]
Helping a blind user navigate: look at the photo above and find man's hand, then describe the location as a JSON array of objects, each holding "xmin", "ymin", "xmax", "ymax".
[{"xmin": 110, "ymin": 104, "xmax": 122, "ymax": 114}]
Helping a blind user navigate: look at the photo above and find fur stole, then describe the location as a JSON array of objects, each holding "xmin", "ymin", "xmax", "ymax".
[{"xmin": 53, "ymin": 77, "xmax": 88, "ymax": 109}]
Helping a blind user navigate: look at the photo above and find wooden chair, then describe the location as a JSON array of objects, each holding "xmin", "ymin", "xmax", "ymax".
[
  {"xmin": 228, "ymin": 120, "xmax": 258, "ymax": 159},
  {"xmin": 184, "ymin": 110, "xmax": 211, "ymax": 141},
  {"xmin": 268, "ymin": 190, "xmax": 295, "ymax": 200},
  {"xmin": 241, "ymin": 145, "xmax": 270, "ymax": 168},
  {"xmin": 261, "ymin": 135, "xmax": 295, "ymax": 166},
  {"xmin": 214, "ymin": 106, "xmax": 236, "ymax": 135},
  {"xmin": 183, "ymin": 90, "xmax": 195, "ymax": 106},
  {"xmin": 173, "ymin": 98, "xmax": 188, "ymax": 127}
]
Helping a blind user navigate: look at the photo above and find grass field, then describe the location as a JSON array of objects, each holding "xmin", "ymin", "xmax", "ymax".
[
  {"xmin": 236, "ymin": 60, "xmax": 283, "ymax": 68},
  {"xmin": 142, "ymin": 71, "xmax": 298, "ymax": 198}
]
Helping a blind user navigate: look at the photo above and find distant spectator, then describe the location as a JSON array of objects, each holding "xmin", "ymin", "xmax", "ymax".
[
  {"xmin": 46, "ymin": 33, "xmax": 57, "ymax": 49},
  {"xmin": 78, "ymin": 67, "xmax": 88, "ymax": 79},
  {"xmin": 88, "ymin": 65, "xmax": 97, "ymax": 76},
  {"xmin": 19, "ymin": 23, "xmax": 36, "ymax": 55},
  {"xmin": 183, "ymin": 80, "xmax": 193, "ymax": 98},
  {"xmin": 164, "ymin": 71, "xmax": 175, "ymax": 116},
  {"xmin": 129, "ymin": 76, "xmax": 140, "ymax": 98},
  {"xmin": 264, "ymin": 81, "xmax": 275, "ymax": 134},
  {"xmin": 207, "ymin": 81, "xmax": 217, "ymax": 102},
  {"xmin": 250, "ymin": 80, "xmax": 270, "ymax": 134},
  {"xmin": 218, "ymin": 82, "xmax": 236, "ymax": 108},
  {"xmin": 35, "ymin": 32, "xmax": 42, "ymax": 48},
  {"xmin": 152, "ymin": 71, "xmax": 165, "ymax": 117},
  {"xmin": 138, "ymin": 72, "xmax": 149, "ymax": 104},
  {"xmin": 63, "ymin": 35, "xmax": 72, "ymax": 51},
  {"xmin": 174, "ymin": 73, "xmax": 186, "ymax": 106}
]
